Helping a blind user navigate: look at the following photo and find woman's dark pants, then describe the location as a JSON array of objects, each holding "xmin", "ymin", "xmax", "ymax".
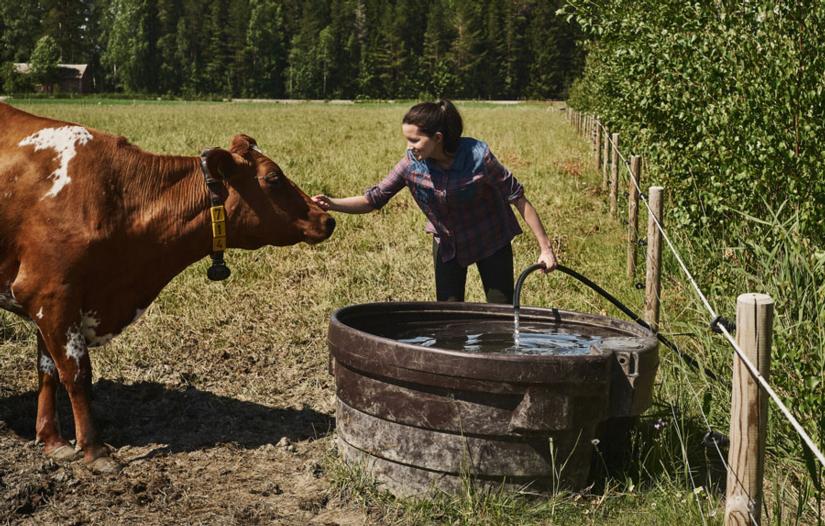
[{"xmin": 432, "ymin": 240, "xmax": 514, "ymax": 304}]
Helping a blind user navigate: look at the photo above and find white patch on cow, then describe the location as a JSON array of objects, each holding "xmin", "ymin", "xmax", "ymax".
[
  {"xmin": 39, "ymin": 353, "xmax": 57, "ymax": 376},
  {"xmin": 65, "ymin": 328, "xmax": 86, "ymax": 369},
  {"xmin": 18, "ymin": 125, "xmax": 93, "ymax": 198},
  {"xmin": 250, "ymin": 144, "xmax": 262, "ymax": 153},
  {"xmin": 36, "ymin": 307, "xmax": 44, "ymax": 319},
  {"xmin": 80, "ymin": 311, "xmax": 114, "ymax": 347}
]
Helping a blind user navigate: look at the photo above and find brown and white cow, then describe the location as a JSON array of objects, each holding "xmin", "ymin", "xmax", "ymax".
[{"xmin": 0, "ymin": 103, "xmax": 335, "ymax": 472}]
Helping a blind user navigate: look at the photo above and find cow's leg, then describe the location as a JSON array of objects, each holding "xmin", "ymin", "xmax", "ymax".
[
  {"xmin": 41, "ymin": 323, "xmax": 120, "ymax": 473},
  {"xmin": 35, "ymin": 334, "xmax": 80, "ymax": 461}
]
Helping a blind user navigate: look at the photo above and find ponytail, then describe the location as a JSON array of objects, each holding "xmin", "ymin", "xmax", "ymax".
[{"xmin": 402, "ymin": 99, "xmax": 464, "ymax": 154}]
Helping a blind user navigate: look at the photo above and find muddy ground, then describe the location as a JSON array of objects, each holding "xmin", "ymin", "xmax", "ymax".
[{"xmin": 0, "ymin": 360, "xmax": 368, "ymax": 525}]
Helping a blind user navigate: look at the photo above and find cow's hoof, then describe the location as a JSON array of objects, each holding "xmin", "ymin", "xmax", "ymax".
[
  {"xmin": 87, "ymin": 456, "xmax": 122, "ymax": 474},
  {"xmin": 47, "ymin": 445, "xmax": 82, "ymax": 462}
]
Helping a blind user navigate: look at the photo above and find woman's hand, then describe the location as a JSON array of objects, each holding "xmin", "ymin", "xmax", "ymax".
[
  {"xmin": 312, "ymin": 194, "xmax": 333, "ymax": 211},
  {"xmin": 538, "ymin": 248, "xmax": 558, "ymax": 273}
]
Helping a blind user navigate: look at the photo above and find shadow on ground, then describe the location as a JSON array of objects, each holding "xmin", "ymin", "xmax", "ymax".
[{"xmin": 0, "ymin": 379, "xmax": 335, "ymax": 452}]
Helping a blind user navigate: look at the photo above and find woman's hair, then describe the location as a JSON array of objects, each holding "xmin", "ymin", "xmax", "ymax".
[{"xmin": 402, "ymin": 99, "xmax": 463, "ymax": 154}]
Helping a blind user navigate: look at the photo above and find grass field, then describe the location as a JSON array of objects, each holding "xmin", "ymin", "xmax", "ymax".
[{"xmin": 0, "ymin": 100, "xmax": 819, "ymax": 525}]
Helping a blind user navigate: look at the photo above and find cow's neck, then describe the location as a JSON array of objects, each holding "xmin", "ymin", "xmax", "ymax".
[{"xmin": 124, "ymin": 153, "xmax": 217, "ymax": 278}]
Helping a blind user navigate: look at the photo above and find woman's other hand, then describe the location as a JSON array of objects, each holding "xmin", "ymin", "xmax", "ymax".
[{"xmin": 538, "ymin": 248, "xmax": 558, "ymax": 273}]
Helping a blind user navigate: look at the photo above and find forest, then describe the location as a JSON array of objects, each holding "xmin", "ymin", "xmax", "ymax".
[{"xmin": 0, "ymin": 0, "xmax": 584, "ymax": 99}]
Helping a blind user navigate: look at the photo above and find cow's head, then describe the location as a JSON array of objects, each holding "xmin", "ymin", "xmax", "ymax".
[{"xmin": 202, "ymin": 134, "xmax": 335, "ymax": 248}]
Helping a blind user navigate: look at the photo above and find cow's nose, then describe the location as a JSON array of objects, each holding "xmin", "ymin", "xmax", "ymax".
[{"xmin": 325, "ymin": 216, "xmax": 336, "ymax": 237}]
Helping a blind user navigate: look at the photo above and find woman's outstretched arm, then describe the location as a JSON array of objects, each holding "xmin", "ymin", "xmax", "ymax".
[{"xmin": 312, "ymin": 194, "xmax": 375, "ymax": 214}]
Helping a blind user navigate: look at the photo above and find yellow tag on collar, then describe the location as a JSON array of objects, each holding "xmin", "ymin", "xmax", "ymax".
[
  {"xmin": 210, "ymin": 206, "xmax": 226, "ymax": 222},
  {"xmin": 210, "ymin": 205, "xmax": 227, "ymax": 252}
]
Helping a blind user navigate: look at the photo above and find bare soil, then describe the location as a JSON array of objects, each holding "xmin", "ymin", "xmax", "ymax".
[{"xmin": 0, "ymin": 355, "xmax": 367, "ymax": 525}]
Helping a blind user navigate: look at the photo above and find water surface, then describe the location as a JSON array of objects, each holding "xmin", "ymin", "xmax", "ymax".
[{"xmin": 379, "ymin": 320, "xmax": 619, "ymax": 355}]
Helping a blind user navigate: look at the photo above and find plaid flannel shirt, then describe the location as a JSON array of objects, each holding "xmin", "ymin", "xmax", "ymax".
[{"xmin": 364, "ymin": 138, "xmax": 524, "ymax": 267}]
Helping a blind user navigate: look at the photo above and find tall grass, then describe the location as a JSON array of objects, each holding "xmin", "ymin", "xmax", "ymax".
[{"xmin": 1, "ymin": 100, "xmax": 820, "ymax": 524}]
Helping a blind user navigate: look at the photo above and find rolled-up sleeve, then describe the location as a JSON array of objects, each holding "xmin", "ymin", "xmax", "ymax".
[
  {"xmin": 484, "ymin": 149, "xmax": 524, "ymax": 202},
  {"xmin": 364, "ymin": 157, "xmax": 409, "ymax": 209}
]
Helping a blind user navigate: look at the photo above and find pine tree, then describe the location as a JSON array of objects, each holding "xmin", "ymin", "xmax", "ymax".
[
  {"xmin": 450, "ymin": 0, "xmax": 486, "ymax": 98},
  {"xmin": 244, "ymin": 0, "xmax": 286, "ymax": 97},
  {"xmin": 422, "ymin": 0, "xmax": 457, "ymax": 98},
  {"xmin": 203, "ymin": 0, "xmax": 232, "ymax": 95},
  {"xmin": 287, "ymin": 0, "xmax": 328, "ymax": 98},
  {"xmin": 502, "ymin": 0, "xmax": 530, "ymax": 98},
  {"xmin": 156, "ymin": 0, "xmax": 183, "ymax": 94},
  {"xmin": 525, "ymin": 0, "xmax": 562, "ymax": 98},
  {"xmin": 482, "ymin": 0, "xmax": 508, "ymax": 98}
]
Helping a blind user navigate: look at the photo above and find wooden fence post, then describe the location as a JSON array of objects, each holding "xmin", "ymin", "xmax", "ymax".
[
  {"xmin": 643, "ymin": 186, "xmax": 663, "ymax": 330},
  {"xmin": 609, "ymin": 133, "xmax": 620, "ymax": 216},
  {"xmin": 602, "ymin": 128, "xmax": 610, "ymax": 191},
  {"xmin": 725, "ymin": 293, "xmax": 773, "ymax": 526},
  {"xmin": 594, "ymin": 120, "xmax": 602, "ymax": 172},
  {"xmin": 626, "ymin": 155, "xmax": 642, "ymax": 280}
]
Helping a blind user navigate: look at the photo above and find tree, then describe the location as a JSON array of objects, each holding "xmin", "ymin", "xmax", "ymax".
[
  {"xmin": 30, "ymin": 35, "xmax": 61, "ymax": 93},
  {"xmin": 422, "ymin": 0, "xmax": 457, "ymax": 98},
  {"xmin": 203, "ymin": 0, "xmax": 232, "ymax": 95},
  {"xmin": 287, "ymin": 0, "xmax": 327, "ymax": 98},
  {"xmin": 525, "ymin": 0, "xmax": 563, "ymax": 98},
  {"xmin": 244, "ymin": 0, "xmax": 286, "ymax": 98},
  {"xmin": 42, "ymin": 0, "xmax": 95, "ymax": 64},
  {"xmin": 0, "ymin": 2, "xmax": 45, "ymax": 63},
  {"xmin": 156, "ymin": 0, "xmax": 184, "ymax": 94},
  {"xmin": 102, "ymin": 0, "xmax": 156, "ymax": 92},
  {"xmin": 450, "ymin": 1, "xmax": 486, "ymax": 97}
]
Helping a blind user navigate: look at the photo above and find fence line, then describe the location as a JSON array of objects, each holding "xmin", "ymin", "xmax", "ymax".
[{"xmin": 569, "ymin": 110, "xmax": 825, "ymax": 472}]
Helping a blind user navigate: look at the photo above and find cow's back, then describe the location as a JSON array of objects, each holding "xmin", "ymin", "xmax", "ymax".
[{"xmin": 0, "ymin": 103, "xmax": 128, "ymax": 287}]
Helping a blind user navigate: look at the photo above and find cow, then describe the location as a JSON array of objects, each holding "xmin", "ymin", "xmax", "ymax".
[{"xmin": 0, "ymin": 102, "xmax": 335, "ymax": 472}]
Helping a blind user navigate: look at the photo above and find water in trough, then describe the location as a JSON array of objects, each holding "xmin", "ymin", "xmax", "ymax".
[{"xmin": 379, "ymin": 320, "xmax": 615, "ymax": 355}]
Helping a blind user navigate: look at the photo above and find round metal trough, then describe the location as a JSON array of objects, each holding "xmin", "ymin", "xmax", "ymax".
[{"xmin": 328, "ymin": 302, "xmax": 659, "ymax": 496}]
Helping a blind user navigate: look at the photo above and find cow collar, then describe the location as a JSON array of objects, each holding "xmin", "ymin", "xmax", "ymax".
[{"xmin": 198, "ymin": 150, "xmax": 231, "ymax": 281}]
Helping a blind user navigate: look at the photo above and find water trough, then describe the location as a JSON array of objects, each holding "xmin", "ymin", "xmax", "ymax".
[{"xmin": 329, "ymin": 301, "xmax": 658, "ymax": 496}]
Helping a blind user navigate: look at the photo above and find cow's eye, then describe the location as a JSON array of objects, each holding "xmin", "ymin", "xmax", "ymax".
[{"xmin": 264, "ymin": 172, "xmax": 282, "ymax": 187}]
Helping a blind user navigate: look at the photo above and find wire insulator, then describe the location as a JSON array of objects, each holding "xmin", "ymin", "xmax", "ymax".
[{"xmin": 710, "ymin": 315, "xmax": 736, "ymax": 334}]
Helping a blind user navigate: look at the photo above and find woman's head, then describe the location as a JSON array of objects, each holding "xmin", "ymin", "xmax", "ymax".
[{"xmin": 402, "ymin": 99, "xmax": 463, "ymax": 157}]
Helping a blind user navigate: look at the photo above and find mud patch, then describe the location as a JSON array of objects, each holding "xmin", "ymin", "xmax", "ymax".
[{"xmin": 0, "ymin": 380, "xmax": 367, "ymax": 525}]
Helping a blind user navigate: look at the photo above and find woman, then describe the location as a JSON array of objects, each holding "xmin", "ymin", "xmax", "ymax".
[{"xmin": 312, "ymin": 99, "xmax": 557, "ymax": 303}]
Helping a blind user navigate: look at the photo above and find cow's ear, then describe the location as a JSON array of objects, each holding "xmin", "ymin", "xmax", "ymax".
[
  {"xmin": 229, "ymin": 134, "xmax": 259, "ymax": 156},
  {"xmin": 204, "ymin": 148, "xmax": 250, "ymax": 180}
]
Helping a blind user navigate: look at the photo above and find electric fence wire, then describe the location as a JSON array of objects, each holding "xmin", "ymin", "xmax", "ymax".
[{"xmin": 590, "ymin": 117, "xmax": 825, "ymax": 471}]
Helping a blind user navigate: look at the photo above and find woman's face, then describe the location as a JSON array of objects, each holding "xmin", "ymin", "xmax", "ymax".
[{"xmin": 402, "ymin": 123, "xmax": 442, "ymax": 161}]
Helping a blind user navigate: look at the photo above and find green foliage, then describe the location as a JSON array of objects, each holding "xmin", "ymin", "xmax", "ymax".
[
  {"xmin": 102, "ymin": 0, "xmax": 155, "ymax": 93},
  {"xmin": 29, "ymin": 35, "xmax": 61, "ymax": 91},
  {"xmin": 563, "ymin": 0, "xmax": 824, "ymax": 500},
  {"xmin": 1, "ymin": 62, "xmax": 34, "ymax": 94},
  {"xmin": 563, "ymin": 0, "xmax": 825, "ymax": 245}
]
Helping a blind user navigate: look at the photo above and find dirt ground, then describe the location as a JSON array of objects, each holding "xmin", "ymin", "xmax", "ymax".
[{"xmin": 0, "ymin": 355, "xmax": 368, "ymax": 525}]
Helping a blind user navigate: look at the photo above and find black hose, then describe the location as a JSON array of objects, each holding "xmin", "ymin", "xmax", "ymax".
[{"xmin": 515, "ymin": 263, "xmax": 717, "ymax": 381}]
